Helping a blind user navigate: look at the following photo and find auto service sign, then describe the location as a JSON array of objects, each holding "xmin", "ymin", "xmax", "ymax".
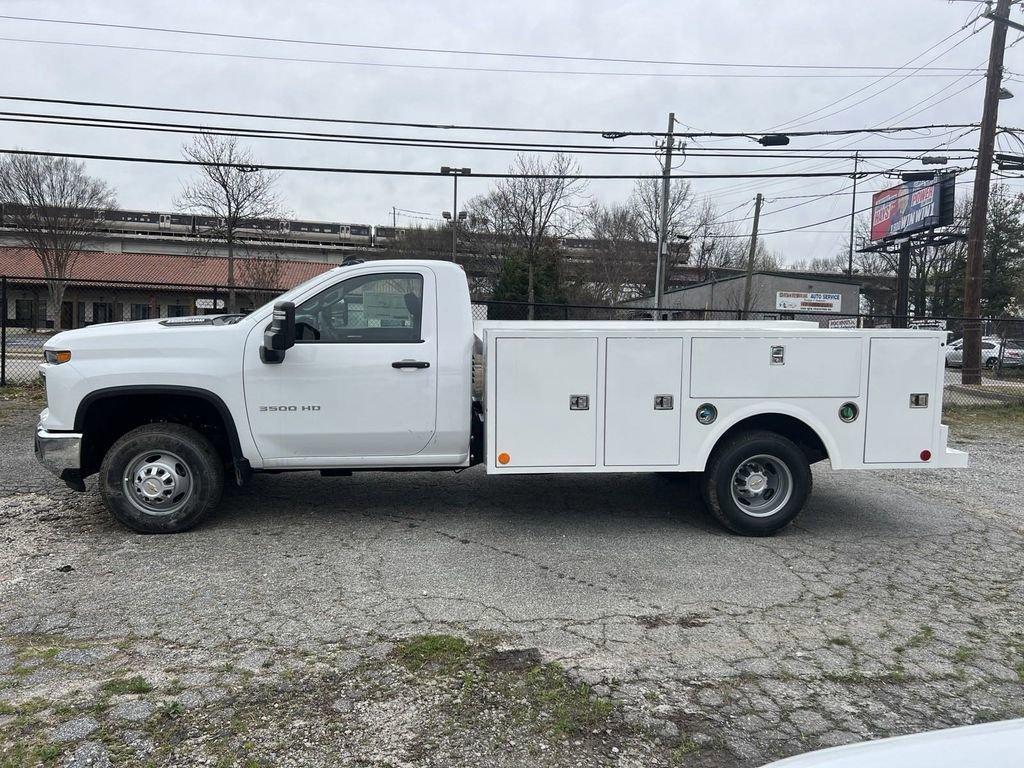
[
  {"xmin": 776, "ymin": 291, "xmax": 842, "ymax": 313},
  {"xmin": 870, "ymin": 179, "xmax": 942, "ymax": 240}
]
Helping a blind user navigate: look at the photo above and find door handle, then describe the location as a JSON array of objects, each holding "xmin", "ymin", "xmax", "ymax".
[{"xmin": 392, "ymin": 360, "xmax": 430, "ymax": 369}]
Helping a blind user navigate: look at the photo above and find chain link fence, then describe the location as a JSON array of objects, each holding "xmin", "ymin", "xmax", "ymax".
[
  {"xmin": 3, "ymin": 277, "xmax": 1020, "ymax": 408},
  {"xmin": 0, "ymin": 275, "xmax": 280, "ymax": 384}
]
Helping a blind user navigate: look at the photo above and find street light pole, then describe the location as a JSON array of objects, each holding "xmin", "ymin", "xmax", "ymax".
[{"xmin": 441, "ymin": 166, "xmax": 471, "ymax": 262}]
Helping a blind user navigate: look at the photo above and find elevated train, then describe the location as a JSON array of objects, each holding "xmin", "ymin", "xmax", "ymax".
[{"xmin": 0, "ymin": 206, "xmax": 638, "ymax": 254}]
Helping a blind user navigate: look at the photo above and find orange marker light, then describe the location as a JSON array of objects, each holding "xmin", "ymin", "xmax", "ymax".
[{"xmin": 497, "ymin": 452, "xmax": 510, "ymax": 465}]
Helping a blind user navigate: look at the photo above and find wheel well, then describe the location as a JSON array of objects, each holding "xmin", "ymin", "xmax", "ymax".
[
  {"xmin": 714, "ymin": 413, "xmax": 829, "ymax": 465},
  {"xmin": 76, "ymin": 390, "xmax": 238, "ymax": 478}
]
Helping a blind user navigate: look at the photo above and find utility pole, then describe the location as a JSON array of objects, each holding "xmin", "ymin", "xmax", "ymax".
[
  {"xmin": 895, "ymin": 239, "xmax": 912, "ymax": 329},
  {"xmin": 742, "ymin": 193, "xmax": 764, "ymax": 316},
  {"xmin": 653, "ymin": 112, "xmax": 676, "ymax": 313},
  {"xmin": 964, "ymin": 0, "xmax": 1012, "ymax": 385},
  {"xmin": 392, "ymin": 206, "xmax": 397, "ymax": 228},
  {"xmin": 847, "ymin": 152, "xmax": 860, "ymax": 275}
]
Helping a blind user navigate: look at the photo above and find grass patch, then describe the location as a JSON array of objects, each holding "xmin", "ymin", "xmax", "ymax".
[
  {"xmin": 670, "ymin": 737, "xmax": 703, "ymax": 764},
  {"xmin": 0, "ymin": 741, "xmax": 62, "ymax": 768},
  {"xmin": 100, "ymin": 675, "xmax": 152, "ymax": 695},
  {"xmin": 943, "ymin": 403, "xmax": 1024, "ymax": 431},
  {"xmin": 519, "ymin": 663, "xmax": 613, "ymax": 735},
  {"xmin": 0, "ymin": 380, "xmax": 45, "ymax": 402},
  {"xmin": 823, "ymin": 670, "xmax": 869, "ymax": 685},
  {"xmin": 393, "ymin": 634, "xmax": 472, "ymax": 672},
  {"xmin": 953, "ymin": 646, "xmax": 977, "ymax": 663},
  {"xmin": 898, "ymin": 625, "xmax": 936, "ymax": 652}
]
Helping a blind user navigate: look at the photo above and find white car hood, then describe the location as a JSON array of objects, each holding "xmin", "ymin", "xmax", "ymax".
[{"xmin": 761, "ymin": 718, "xmax": 1024, "ymax": 768}]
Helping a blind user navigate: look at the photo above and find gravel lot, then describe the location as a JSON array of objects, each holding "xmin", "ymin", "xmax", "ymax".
[{"xmin": 1, "ymin": 389, "xmax": 1023, "ymax": 767}]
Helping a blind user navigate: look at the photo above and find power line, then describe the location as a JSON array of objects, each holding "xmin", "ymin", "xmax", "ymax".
[
  {"xmin": 0, "ymin": 16, "xmax": 990, "ymax": 74},
  {"xmin": 0, "ymin": 36, "xmax": 988, "ymax": 79},
  {"xmin": 0, "ymin": 94, "xmax": 635, "ymax": 136},
  {"xmin": 0, "ymin": 111, "xmax": 983, "ymax": 161},
  {"xmin": 768, "ymin": 12, "xmax": 988, "ymax": 132},
  {"xmin": 2, "ymin": 111, "xmax": 983, "ymax": 162},
  {"xmin": 0, "ymin": 96, "xmax": 991, "ymax": 154},
  {"xmin": 695, "ymin": 73, "xmax": 984, "ymax": 202},
  {"xmin": 0, "ymin": 147, "xmax": 891, "ymax": 180}
]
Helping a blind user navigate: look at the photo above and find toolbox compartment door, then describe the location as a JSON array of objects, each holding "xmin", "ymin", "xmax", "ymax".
[
  {"xmin": 604, "ymin": 337, "xmax": 683, "ymax": 466},
  {"xmin": 864, "ymin": 337, "xmax": 939, "ymax": 463},
  {"xmin": 690, "ymin": 337, "xmax": 861, "ymax": 398},
  {"xmin": 494, "ymin": 337, "xmax": 598, "ymax": 467}
]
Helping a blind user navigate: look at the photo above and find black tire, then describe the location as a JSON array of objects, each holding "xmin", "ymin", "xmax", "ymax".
[
  {"xmin": 985, "ymin": 357, "xmax": 999, "ymax": 369},
  {"xmin": 99, "ymin": 423, "xmax": 224, "ymax": 534},
  {"xmin": 701, "ymin": 430, "xmax": 811, "ymax": 536}
]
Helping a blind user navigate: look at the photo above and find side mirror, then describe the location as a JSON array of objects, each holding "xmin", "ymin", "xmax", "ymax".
[{"xmin": 260, "ymin": 301, "xmax": 295, "ymax": 364}]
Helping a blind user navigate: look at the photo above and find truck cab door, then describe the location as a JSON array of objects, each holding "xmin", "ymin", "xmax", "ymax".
[{"xmin": 242, "ymin": 268, "xmax": 438, "ymax": 463}]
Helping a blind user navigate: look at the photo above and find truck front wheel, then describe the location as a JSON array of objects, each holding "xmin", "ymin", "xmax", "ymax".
[
  {"xmin": 99, "ymin": 423, "xmax": 224, "ymax": 534},
  {"xmin": 702, "ymin": 430, "xmax": 811, "ymax": 536}
]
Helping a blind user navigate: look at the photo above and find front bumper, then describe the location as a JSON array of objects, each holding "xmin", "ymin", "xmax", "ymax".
[{"xmin": 35, "ymin": 420, "xmax": 85, "ymax": 490}]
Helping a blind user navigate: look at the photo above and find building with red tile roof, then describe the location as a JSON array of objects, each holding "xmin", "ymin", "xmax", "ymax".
[{"xmin": 0, "ymin": 247, "xmax": 336, "ymax": 329}]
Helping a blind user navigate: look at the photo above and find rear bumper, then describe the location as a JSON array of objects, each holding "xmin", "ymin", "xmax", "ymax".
[{"xmin": 35, "ymin": 420, "xmax": 85, "ymax": 490}]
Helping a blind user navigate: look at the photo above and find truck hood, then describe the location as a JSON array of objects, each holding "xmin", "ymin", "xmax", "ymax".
[{"xmin": 44, "ymin": 316, "xmax": 247, "ymax": 352}]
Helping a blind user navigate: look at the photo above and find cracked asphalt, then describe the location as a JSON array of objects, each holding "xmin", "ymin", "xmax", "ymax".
[{"xmin": 1, "ymin": 390, "xmax": 1023, "ymax": 767}]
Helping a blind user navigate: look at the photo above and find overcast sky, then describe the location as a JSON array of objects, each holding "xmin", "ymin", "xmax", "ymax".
[{"xmin": 3, "ymin": 0, "xmax": 1023, "ymax": 263}]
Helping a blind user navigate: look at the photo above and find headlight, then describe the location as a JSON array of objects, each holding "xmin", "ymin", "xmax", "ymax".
[{"xmin": 43, "ymin": 350, "xmax": 72, "ymax": 365}]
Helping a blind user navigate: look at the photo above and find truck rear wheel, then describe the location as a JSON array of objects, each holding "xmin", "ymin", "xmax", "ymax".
[
  {"xmin": 702, "ymin": 430, "xmax": 811, "ymax": 536},
  {"xmin": 99, "ymin": 423, "xmax": 224, "ymax": 534}
]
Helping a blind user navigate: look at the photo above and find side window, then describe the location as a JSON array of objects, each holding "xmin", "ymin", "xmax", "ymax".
[
  {"xmin": 982, "ymin": 342, "xmax": 996, "ymax": 350},
  {"xmin": 294, "ymin": 273, "xmax": 423, "ymax": 343}
]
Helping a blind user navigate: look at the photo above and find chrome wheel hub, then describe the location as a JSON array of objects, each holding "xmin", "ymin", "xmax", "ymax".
[
  {"xmin": 124, "ymin": 450, "xmax": 193, "ymax": 516},
  {"xmin": 731, "ymin": 454, "xmax": 793, "ymax": 518}
]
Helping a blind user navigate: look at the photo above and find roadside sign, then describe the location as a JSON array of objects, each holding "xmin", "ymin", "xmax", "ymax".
[
  {"xmin": 776, "ymin": 291, "xmax": 842, "ymax": 313},
  {"xmin": 828, "ymin": 318, "xmax": 858, "ymax": 329},
  {"xmin": 909, "ymin": 319, "xmax": 947, "ymax": 331}
]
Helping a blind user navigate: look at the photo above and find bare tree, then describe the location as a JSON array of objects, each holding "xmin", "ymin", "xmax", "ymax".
[
  {"xmin": 469, "ymin": 153, "xmax": 587, "ymax": 316},
  {"xmin": 0, "ymin": 154, "xmax": 115, "ymax": 330},
  {"xmin": 687, "ymin": 200, "xmax": 746, "ymax": 281},
  {"xmin": 585, "ymin": 202, "xmax": 648, "ymax": 302},
  {"xmin": 177, "ymin": 135, "xmax": 283, "ymax": 313},
  {"xmin": 629, "ymin": 177, "xmax": 694, "ymax": 245}
]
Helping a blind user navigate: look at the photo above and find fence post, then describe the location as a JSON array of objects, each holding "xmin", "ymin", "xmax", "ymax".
[
  {"xmin": 213, "ymin": 284, "xmax": 220, "ymax": 315},
  {"xmin": 1, "ymin": 276, "xmax": 6, "ymax": 387},
  {"xmin": 996, "ymin": 323, "xmax": 1006, "ymax": 379}
]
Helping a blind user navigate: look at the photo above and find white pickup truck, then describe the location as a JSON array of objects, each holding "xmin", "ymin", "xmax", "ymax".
[{"xmin": 35, "ymin": 259, "xmax": 967, "ymax": 536}]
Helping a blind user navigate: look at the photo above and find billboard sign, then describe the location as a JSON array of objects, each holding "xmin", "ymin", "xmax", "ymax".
[
  {"xmin": 870, "ymin": 178, "xmax": 945, "ymax": 241},
  {"xmin": 776, "ymin": 291, "xmax": 842, "ymax": 313}
]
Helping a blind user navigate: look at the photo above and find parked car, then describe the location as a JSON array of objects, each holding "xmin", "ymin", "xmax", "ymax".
[
  {"xmin": 760, "ymin": 717, "xmax": 1024, "ymax": 767},
  {"xmin": 945, "ymin": 337, "xmax": 1023, "ymax": 368}
]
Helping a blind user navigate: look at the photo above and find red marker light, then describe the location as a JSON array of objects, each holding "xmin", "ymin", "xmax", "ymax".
[{"xmin": 920, "ymin": 450, "xmax": 932, "ymax": 462}]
